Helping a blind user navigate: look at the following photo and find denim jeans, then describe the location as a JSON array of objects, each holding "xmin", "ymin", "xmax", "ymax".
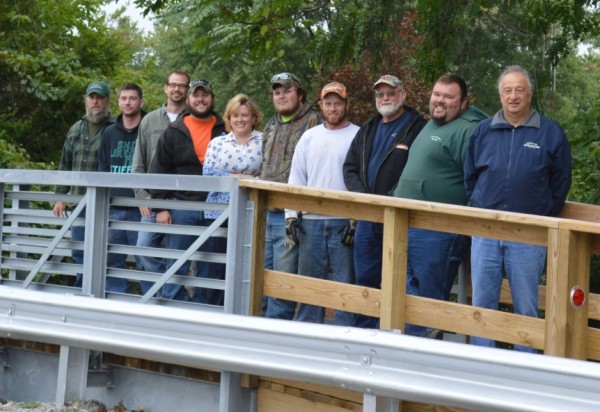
[
  {"xmin": 136, "ymin": 213, "xmax": 167, "ymax": 295},
  {"xmin": 161, "ymin": 208, "xmax": 205, "ymax": 301},
  {"xmin": 353, "ymin": 220, "xmax": 383, "ymax": 328},
  {"xmin": 405, "ymin": 228, "xmax": 469, "ymax": 336},
  {"xmin": 296, "ymin": 218, "xmax": 355, "ymax": 326},
  {"xmin": 194, "ymin": 218, "xmax": 227, "ymax": 306},
  {"xmin": 264, "ymin": 211, "xmax": 299, "ymax": 319},
  {"xmin": 106, "ymin": 207, "xmax": 142, "ymax": 293},
  {"xmin": 470, "ymin": 237, "xmax": 546, "ymax": 353}
]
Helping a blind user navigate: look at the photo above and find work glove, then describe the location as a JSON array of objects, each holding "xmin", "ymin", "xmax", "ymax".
[
  {"xmin": 285, "ymin": 217, "xmax": 304, "ymax": 246},
  {"xmin": 339, "ymin": 219, "xmax": 357, "ymax": 245}
]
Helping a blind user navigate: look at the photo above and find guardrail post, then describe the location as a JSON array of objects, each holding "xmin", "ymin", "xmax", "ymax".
[
  {"xmin": 380, "ymin": 207, "xmax": 409, "ymax": 331},
  {"xmin": 544, "ymin": 227, "xmax": 590, "ymax": 358},
  {"xmin": 56, "ymin": 345, "xmax": 89, "ymax": 406},
  {"xmin": 363, "ymin": 394, "xmax": 400, "ymax": 412}
]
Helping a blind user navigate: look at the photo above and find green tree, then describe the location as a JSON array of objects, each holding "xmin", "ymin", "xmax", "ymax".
[{"xmin": 0, "ymin": 0, "xmax": 154, "ymax": 164}]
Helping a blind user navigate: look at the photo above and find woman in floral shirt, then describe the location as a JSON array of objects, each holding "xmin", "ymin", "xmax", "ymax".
[{"xmin": 197, "ymin": 94, "xmax": 263, "ymax": 305}]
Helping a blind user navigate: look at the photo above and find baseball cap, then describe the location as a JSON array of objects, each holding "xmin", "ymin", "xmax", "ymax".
[
  {"xmin": 373, "ymin": 74, "xmax": 403, "ymax": 89},
  {"xmin": 188, "ymin": 79, "xmax": 213, "ymax": 95},
  {"xmin": 321, "ymin": 82, "xmax": 348, "ymax": 99},
  {"xmin": 270, "ymin": 72, "xmax": 303, "ymax": 89},
  {"xmin": 86, "ymin": 81, "xmax": 110, "ymax": 97}
]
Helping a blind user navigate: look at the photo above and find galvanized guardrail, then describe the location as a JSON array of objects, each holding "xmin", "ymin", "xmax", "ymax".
[{"xmin": 2, "ymin": 286, "xmax": 600, "ymax": 412}]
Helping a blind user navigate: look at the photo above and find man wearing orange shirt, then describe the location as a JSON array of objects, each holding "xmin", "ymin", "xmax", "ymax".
[{"xmin": 149, "ymin": 79, "xmax": 226, "ymax": 301}]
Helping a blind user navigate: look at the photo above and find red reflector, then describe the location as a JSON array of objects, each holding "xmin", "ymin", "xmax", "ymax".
[{"xmin": 570, "ymin": 286, "xmax": 586, "ymax": 309}]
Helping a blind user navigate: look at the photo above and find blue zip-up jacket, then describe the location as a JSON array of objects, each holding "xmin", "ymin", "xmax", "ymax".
[{"xmin": 464, "ymin": 109, "xmax": 572, "ymax": 217}]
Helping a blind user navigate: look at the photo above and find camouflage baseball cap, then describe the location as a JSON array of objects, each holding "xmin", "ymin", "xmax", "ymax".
[
  {"xmin": 321, "ymin": 82, "xmax": 348, "ymax": 99},
  {"xmin": 270, "ymin": 72, "xmax": 303, "ymax": 89},
  {"xmin": 373, "ymin": 74, "xmax": 403, "ymax": 89}
]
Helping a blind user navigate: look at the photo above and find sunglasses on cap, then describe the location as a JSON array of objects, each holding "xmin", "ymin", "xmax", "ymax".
[
  {"xmin": 270, "ymin": 73, "xmax": 294, "ymax": 84},
  {"xmin": 189, "ymin": 79, "xmax": 212, "ymax": 88}
]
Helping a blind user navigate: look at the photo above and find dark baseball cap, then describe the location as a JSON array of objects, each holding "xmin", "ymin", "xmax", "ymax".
[{"xmin": 86, "ymin": 81, "xmax": 110, "ymax": 97}]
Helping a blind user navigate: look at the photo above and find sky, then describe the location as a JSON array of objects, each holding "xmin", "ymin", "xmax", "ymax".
[{"xmin": 103, "ymin": 0, "xmax": 155, "ymax": 33}]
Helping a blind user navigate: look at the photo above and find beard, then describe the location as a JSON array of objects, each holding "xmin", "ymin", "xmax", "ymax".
[
  {"xmin": 189, "ymin": 103, "xmax": 214, "ymax": 119},
  {"xmin": 324, "ymin": 111, "xmax": 347, "ymax": 127},
  {"xmin": 86, "ymin": 106, "xmax": 111, "ymax": 125},
  {"xmin": 376, "ymin": 100, "xmax": 402, "ymax": 118}
]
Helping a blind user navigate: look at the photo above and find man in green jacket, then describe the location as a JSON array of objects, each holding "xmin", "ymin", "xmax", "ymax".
[
  {"xmin": 393, "ymin": 74, "xmax": 487, "ymax": 338},
  {"xmin": 53, "ymin": 81, "xmax": 113, "ymax": 287}
]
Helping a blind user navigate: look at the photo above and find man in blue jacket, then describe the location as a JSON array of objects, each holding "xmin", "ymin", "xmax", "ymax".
[{"xmin": 465, "ymin": 65, "xmax": 572, "ymax": 352}]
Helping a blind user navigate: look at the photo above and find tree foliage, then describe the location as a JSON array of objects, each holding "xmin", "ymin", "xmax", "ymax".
[{"xmin": 0, "ymin": 0, "xmax": 154, "ymax": 164}]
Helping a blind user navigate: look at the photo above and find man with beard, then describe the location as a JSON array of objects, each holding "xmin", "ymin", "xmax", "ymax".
[
  {"xmin": 394, "ymin": 74, "xmax": 488, "ymax": 338},
  {"xmin": 284, "ymin": 82, "xmax": 359, "ymax": 326},
  {"xmin": 261, "ymin": 73, "xmax": 322, "ymax": 320},
  {"xmin": 343, "ymin": 74, "xmax": 426, "ymax": 329},
  {"xmin": 132, "ymin": 69, "xmax": 189, "ymax": 295},
  {"xmin": 98, "ymin": 83, "xmax": 146, "ymax": 293},
  {"xmin": 53, "ymin": 81, "xmax": 113, "ymax": 286},
  {"xmin": 148, "ymin": 79, "xmax": 226, "ymax": 301}
]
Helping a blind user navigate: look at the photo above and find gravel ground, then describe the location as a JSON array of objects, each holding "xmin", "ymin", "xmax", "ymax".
[{"xmin": 0, "ymin": 400, "xmax": 144, "ymax": 412}]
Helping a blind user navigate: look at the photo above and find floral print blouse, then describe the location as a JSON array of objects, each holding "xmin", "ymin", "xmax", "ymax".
[{"xmin": 203, "ymin": 130, "xmax": 263, "ymax": 219}]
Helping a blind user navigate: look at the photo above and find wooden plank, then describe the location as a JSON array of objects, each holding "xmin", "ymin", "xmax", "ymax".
[
  {"xmin": 380, "ymin": 207, "xmax": 408, "ymax": 330},
  {"xmin": 267, "ymin": 191, "xmax": 383, "ymax": 223},
  {"xmin": 587, "ymin": 327, "xmax": 600, "ymax": 361},
  {"xmin": 258, "ymin": 384, "xmax": 361, "ymax": 412},
  {"xmin": 401, "ymin": 401, "xmax": 477, "ymax": 412},
  {"xmin": 405, "ymin": 296, "xmax": 545, "ymax": 349},
  {"xmin": 263, "ymin": 270, "xmax": 380, "ymax": 317},
  {"xmin": 560, "ymin": 201, "xmax": 600, "ymax": 223},
  {"xmin": 249, "ymin": 189, "xmax": 268, "ymax": 317},
  {"xmin": 261, "ymin": 378, "xmax": 363, "ymax": 404},
  {"xmin": 410, "ymin": 211, "xmax": 548, "ymax": 245}
]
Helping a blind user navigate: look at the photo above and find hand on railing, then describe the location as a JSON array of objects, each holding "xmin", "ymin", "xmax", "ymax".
[
  {"xmin": 52, "ymin": 201, "xmax": 66, "ymax": 217},
  {"xmin": 285, "ymin": 217, "xmax": 304, "ymax": 246},
  {"xmin": 339, "ymin": 219, "xmax": 357, "ymax": 245}
]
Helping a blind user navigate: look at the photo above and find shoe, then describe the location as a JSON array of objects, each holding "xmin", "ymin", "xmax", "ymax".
[{"xmin": 425, "ymin": 329, "xmax": 443, "ymax": 340}]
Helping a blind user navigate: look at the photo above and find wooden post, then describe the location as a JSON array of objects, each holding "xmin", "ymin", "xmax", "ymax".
[
  {"xmin": 379, "ymin": 207, "xmax": 409, "ymax": 331},
  {"xmin": 544, "ymin": 227, "xmax": 590, "ymax": 359},
  {"xmin": 249, "ymin": 189, "xmax": 268, "ymax": 317}
]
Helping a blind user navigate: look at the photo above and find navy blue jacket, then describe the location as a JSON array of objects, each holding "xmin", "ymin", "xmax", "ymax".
[{"xmin": 464, "ymin": 109, "xmax": 572, "ymax": 217}]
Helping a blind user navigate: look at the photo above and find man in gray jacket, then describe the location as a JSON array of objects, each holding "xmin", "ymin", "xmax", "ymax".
[{"xmin": 131, "ymin": 70, "xmax": 189, "ymax": 294}]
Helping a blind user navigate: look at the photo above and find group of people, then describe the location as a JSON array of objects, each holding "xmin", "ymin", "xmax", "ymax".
[{"xmin": 54, "ymin": 65, "xmax": 572, "ymax": 352}]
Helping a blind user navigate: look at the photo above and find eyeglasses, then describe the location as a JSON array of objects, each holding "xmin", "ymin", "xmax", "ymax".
[
  {"xmin": 166, "ymin": 83, "xmax": 188, "ymax": 90},
  {"xmin": 190, "ymin": 79, "xmax": 212, "ymax": 89},
  {"xmin": 375, "ymin": 91, "xmax": 399, "ymax": 99},
  {"xmin": 271, "ymin": 73, "xmax": 293, "ymax": 84}
]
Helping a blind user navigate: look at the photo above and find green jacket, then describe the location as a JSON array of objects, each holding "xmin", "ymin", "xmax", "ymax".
[
  {"xmin": 56, "ymin": 115, "xmax": 113, "ymax": 195},
  {"xmin": 393, "ymin": 105, "xmax": 488, "ymax": 205}
]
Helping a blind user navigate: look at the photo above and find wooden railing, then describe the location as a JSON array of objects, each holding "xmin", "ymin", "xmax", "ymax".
[{"xmin": 240, "ymin": 179, "xmax": 600, "ymax": 361}]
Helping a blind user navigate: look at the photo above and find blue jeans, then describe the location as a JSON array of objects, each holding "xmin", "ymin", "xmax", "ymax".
[
  {"xmin": 264, "ymin": 211, "xmax": 299, "ymax": 319},
  {"xmin": 194, "ymin": 218, "xmax": 227, "ymax": 306},
  {"xmin": 470, "ymin": 237, "xmax": 546, "ymax": 353},
  {"xmin": 136, "ymin": 213, "xmax": 167, "ymax": 295},
  {"xmin": 353, "ymin": 221, "xmax": 383, "ymax": 328},
  {"xmin": 106, "ymin": 208, "xmax": 142, "ymax": 293},
  {"xmin": 161, "ymin": 208, "xmax": 205, "ymax": 301},
  {"xmin": 296, "ymin": 218, "xmax": 355, "ymax": 326},
  {"xmin": 405, "ymin": 228, "xmax": 469, "ymax": 336}
]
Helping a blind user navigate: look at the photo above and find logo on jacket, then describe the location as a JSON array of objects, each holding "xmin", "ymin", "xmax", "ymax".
[
  {"xmin": 395, "ymin": 144, "xmax": 409, "ymax": 150},
  {"xmin": 431, "ymin": 135, "xmax": 441, "ymax": 142},
  {"xmin": 523, "ymin": 142, "xmax": 540, "ymax": 150}
]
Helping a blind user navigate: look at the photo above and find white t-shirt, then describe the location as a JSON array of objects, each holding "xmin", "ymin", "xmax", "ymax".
[{"xmin": 286, "ymin": 122, "xmax": 359, "ymax": 219}]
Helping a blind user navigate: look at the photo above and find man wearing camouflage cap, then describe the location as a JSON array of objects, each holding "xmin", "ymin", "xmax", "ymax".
[
  {"xmin": 53, "ymin": 81, "xmax": 114, "ymax": 287},
  {"xmin": 343, "ymin": 74, "xmax": 426, "ymax": 329},
  {"xmin": 261, "ymin": 72, "xmax": 322, "ymax": 320}
]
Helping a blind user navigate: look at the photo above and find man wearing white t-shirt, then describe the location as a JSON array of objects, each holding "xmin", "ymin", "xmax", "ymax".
[{"xmin": 285, "ymin": 82, "xmax": 359, "ymax": 326}]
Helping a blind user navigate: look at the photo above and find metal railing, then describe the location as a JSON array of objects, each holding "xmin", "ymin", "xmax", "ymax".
[{"xmin": 2, "ymin": 169, "xmax": 600, "ymax": 411}]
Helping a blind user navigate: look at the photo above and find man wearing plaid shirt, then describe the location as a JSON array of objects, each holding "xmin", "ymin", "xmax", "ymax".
[{"xmin": 53, "ymin": 81, "xmax": 113, "ymax": 286}]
